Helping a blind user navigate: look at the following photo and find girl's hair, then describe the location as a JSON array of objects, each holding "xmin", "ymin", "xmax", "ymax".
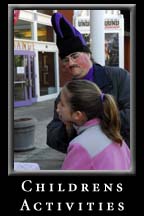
[{"xmin": 63, "ymin": 79, "xmax": 123, "ymax": 145}]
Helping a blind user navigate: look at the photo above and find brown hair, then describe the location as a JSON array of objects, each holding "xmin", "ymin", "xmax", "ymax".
[{"xmin": 63, "ymin": 79, "xmax": 123, "ymax": 145}]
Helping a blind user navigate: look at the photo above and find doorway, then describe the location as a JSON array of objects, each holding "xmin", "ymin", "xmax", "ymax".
[
  {"xmin": 14, "ymin": 51, "xmax": 36, "ymax": 107},
  {"xmin": 38, "ymin": 52, "xmax": 56, "ymax": 96}
]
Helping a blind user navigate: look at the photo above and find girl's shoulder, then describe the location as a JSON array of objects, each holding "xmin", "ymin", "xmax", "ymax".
[{"xmin": 69, "ymin": 125, "xmax": 112, "ymax": 158}]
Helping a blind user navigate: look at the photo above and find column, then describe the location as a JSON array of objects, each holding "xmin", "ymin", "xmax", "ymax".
[{"xmin": 90, "ymin": 10, "xmax": 105, "ymax": 65}]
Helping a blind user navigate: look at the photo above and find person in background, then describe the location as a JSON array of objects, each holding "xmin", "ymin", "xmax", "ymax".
[
  {"xmin": 46, "ymin": 12, "xmax": 130, "ymax": 153},
  {"xmin": 58, "ymin": 79, "xmax": 130, "ymax": 170}
]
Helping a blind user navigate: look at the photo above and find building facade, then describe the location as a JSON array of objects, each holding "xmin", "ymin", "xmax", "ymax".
[
  {"xmin": 14, "ymin": 10, "xmax": 60, "ymax": 107},
  {"xmin": 14, "ymin": 9, "xmax": 129, "ymax": 107}
]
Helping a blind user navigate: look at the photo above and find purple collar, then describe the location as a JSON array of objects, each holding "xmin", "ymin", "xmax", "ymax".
[{"xmin": 83, "ymin": 66, "xmax": 94, "ymax": 81}]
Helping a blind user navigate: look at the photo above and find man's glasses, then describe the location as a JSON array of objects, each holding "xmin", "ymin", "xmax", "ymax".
[{"xmin": 61, "ymin": 52, "xmax": 81, "ymax": 65}]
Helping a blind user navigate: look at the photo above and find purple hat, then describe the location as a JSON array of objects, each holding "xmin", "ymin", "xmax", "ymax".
[{"xmin": 51, "ymin": 12, "xmax": 90, "ymax": 59}]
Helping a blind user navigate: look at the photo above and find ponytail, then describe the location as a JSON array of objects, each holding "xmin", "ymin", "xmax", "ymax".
[
  {"xmin": 100, "ymin": 94, "xmax": 123, "ymax": 145},
  {"xmin": 63, "ymin": 80, "xmax": 123, "ymax": 145}
]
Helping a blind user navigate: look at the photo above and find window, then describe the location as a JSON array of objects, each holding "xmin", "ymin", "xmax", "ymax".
[
  {"xmin": 37, "ymin": 24, "xmax": 54, "ymax": 42},
  {"xmin": 37, "ymin": 10, "xmax": 53, "ymax": 16},
  {"xmin": 14, "ymin": 20, "xmax": 33, "ymax": 40}
]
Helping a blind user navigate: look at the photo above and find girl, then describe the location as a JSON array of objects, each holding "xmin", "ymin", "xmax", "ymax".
[{"xmin": 57, "ymin": 80, "xmax": 131, "ymax": 170}]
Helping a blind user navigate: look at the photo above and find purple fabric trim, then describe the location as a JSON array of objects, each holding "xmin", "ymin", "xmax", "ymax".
[
  {"xmin": 54, "ymin": 13, "xmax": 63, "ymax": 38},
  {"xmin": 53, "ymin": 12, "xmax": 86, "ymax": 46},
  {"xmin": 100, "ymin": 93, "xmax": 105, "ymax": 102},
  {"xmin": 74, "ymin": 28, "xmax": 87, "ymax": 46},
  {"xmin": 83, "ymin": 66, "xmax": 94, "ymax": 81}
]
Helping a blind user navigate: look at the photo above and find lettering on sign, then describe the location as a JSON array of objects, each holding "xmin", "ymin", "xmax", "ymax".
[
  {"xmin": 76, "ymin": 18, "xmax": 120, "ymax": 29},
  {"xmin": 105, "ymin": 20, "xmax": 120, "ymax": 28},
  {"xmin": 78, "ymin": 20, "xmax": 90, "ymax": 27},
  {"xmin": 14, "ymin": 41, "xmax": 34, "ymax": 51}
]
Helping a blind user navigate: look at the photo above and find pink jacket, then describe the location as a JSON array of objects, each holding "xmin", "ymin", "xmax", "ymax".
[{"xmin": 61, "ymin": 119, "xmax": 131, "ymax": 170}]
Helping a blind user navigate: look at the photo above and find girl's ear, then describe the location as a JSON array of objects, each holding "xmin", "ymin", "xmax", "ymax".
[{"xmin": 73, "ymin": 111, "xmax": 84, "ymax": 122}]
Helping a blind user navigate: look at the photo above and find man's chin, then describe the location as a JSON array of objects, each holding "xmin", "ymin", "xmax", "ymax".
[
  {"xmin": 71, "ymin": 71, "xmax": 81, "ymax": 79},
  {"xmin": 70, "ymin": 68, "xmax": 80, "ymax": 75},
  {"xmin": 73, "ymin": 74, "xmax": 83, "ymax": 79}
]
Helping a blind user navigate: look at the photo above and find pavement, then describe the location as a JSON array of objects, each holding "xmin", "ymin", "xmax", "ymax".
[{"xmin": 14, "ymin": 99, "xmax": 66, "ymax": 170}]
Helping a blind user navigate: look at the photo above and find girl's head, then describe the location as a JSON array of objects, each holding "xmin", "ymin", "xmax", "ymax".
[{"xmin": 58, "ymin": 79, "xmax": 123, "ymax": 144}]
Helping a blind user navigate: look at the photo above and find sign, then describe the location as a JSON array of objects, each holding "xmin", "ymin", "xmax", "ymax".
[
  {"xmin": 74, "ymin": 16, "xmax": 90, "ymax": 33},
  {"xmin": 105, "ymin": 33, "xmax": 119, "ymax": 66},
  {"xmin": 74, "ymin": 12, "xmax": 124, "ymax": 68},
  {"xmin": 17, "ymin": 66, "xmax": 25, "ymax": 74},
  {"xmin": 75, "ymin": 17, "xmax": 121, "ymax": 32},
  {"xmin": 14, "ymin": 41, "xmax": 34, "ymax": 51},
  {"xmin": 105, "ymin": 19, "xmax": 120, "ymax": 29}
]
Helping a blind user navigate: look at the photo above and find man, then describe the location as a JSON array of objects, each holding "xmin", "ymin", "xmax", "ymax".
[{"xmin": 46, "ymin": 12, "xmax": 130, "ymax": 153}]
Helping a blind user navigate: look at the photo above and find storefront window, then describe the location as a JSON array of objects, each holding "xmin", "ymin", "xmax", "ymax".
[
  {"xmin": 14, "ymin": 20, "xmax": 33, "ymax": 40},
  {"xmin": 37, "ymin": 24, "xmax": 54, "ymax": 42}
]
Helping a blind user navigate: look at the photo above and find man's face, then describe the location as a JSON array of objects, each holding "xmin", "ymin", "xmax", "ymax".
[{"xmin": 61, "ymin": 52, "xmax": 92, "ymax": 79}]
